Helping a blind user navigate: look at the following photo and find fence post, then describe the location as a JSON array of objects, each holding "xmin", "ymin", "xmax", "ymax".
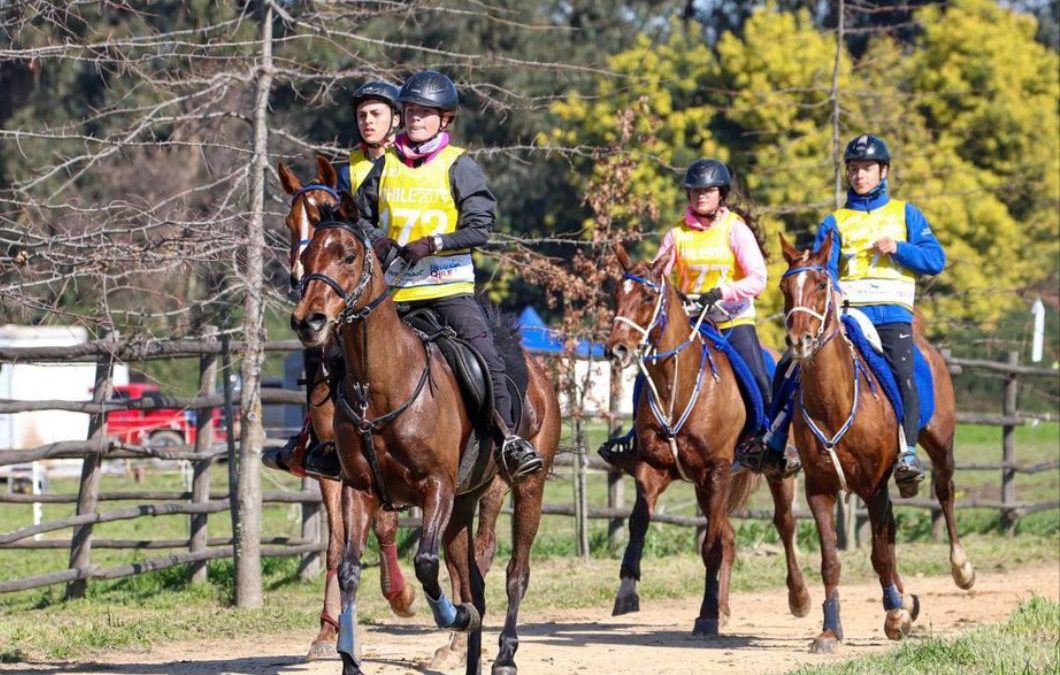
[
  {"xmin": 65, "ymin": 329, "xmax": 116, "ymax": 599},
  {"xmin": 189, "ymin": 325, "xmax": 218, "ymax": 584},
  {"xmin": 573, "ymin": 415, "xmax": 590, "ymax": 559},
  {"xmin": 606, "ymin": 361, "xmax": 625, "ymax": 552},
  {"xmin": 299, "ymin": 477, "xmax": 323, "ymax": 579},
  {"xmin": 1001, "ymin": 350, "xmax": 1019, "ymax": 536}
]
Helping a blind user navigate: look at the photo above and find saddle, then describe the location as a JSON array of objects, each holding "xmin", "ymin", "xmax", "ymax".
[{"xmin": 401, "ymin": 306, "xmax": 527, "ymax": 495}]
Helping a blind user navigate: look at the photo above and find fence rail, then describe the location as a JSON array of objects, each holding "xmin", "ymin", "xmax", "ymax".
[{"xmin": 2, "ymin": 334, "xmax": 1057, "ymax": 594}]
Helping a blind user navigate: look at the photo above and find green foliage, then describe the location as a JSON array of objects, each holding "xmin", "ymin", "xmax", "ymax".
[{"xmin": 548, "ymin": 2, "xmax": 1060, "ymax": 342}]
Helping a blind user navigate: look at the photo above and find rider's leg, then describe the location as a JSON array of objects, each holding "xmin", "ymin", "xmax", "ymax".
[
  {"xmin": 431, "ymin": 295, "xmax": 543, "ymax": 482},
  {"xmin": 738, "ymin": 350, "xmax": 801, "ymax": 478},
  {"xmin": 876, "ymin": 322, "xmax": 923, "ymax": 497},
  {"xmin": 722, "ymin": 324, "xmax": 773, "ymax": 409},
  {"xmin": 264, "ymin": 347, "xmax": 338, "ymax": 477}
]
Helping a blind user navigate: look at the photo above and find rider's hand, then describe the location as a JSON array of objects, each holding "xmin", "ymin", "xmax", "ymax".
[
  {"xmin": 873, "ymin": 237, "xmax": 897, "ymax": 255},
  {"xmin": 399, "ymin": 237, "xmax": 436, "ymax": 265},
  {"xmin": 371, "ymin": 236, "xmax": 398, "ymax": 262},
  {"xmin": 701, "ymin": 287, "xmax": 723, "ymax": 306}
]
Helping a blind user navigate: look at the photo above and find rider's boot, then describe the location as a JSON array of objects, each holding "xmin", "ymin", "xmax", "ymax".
[
  {"xmin": 493, "ymin": 411, "xmax": 543, "ymax": 483},
  {"xmin": 262, "ymin": 418, "xmax": 310, "ymax": 477},
  {"xmin": 736, "ymin": 430, "xmax": 801, "ymax": 480},
  {"xmin": 597, "ymin": 427, "xmax": 637, "ymax": 465},
  {"xmin": 893, "ymin": 445, "xmax": 924, "ymax": 498}
]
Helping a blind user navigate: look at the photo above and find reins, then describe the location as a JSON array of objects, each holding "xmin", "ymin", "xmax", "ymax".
[
  {"xmin": 613, "ymin": 272, "xmax": 719, "ymax": 481},
  {"xmin": 298, "ymin": 219, "xmax": 425, "ymax": 511}
]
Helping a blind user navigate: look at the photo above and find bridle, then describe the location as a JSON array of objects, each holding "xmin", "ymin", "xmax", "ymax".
[
  {"xmin": 298, "ymin": 220, "xmax": 388, "ymax": 323},
  {"xmin": 296, "ymin": 217, "xmax": 427, "ymax": 512},
  {"xmin": 782, "ymin": 264, "xmax": 839, "ymax": 356},
  {"xmin": 611, "ymin": 271, "xmax": 719, "ymax": 482}
]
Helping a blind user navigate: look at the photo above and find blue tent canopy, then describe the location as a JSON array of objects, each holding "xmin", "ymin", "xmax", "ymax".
[{"xmin": 517, "ymin": 306, "xmax": 604, "ymax": 358}]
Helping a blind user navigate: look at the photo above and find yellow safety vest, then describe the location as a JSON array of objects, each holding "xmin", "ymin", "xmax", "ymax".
[
  {"xmin": 347, "ymin": 149, "xmax": 375, "ymax": 193},
  {"xmin": 670, "ymin": 210, "xmax": 755, "ymax": 329},
  {"xmin": 834, "ymin": 199, "xmax": 916, "ymax": 310},
  {"xmin": 378, "ymin": 145, "xmax": 474, "ymax": 302}
]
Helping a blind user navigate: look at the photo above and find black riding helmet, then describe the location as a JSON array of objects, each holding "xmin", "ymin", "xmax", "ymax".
[
  {"xmin": 351, "ymin": 80, "xmax": 401, "ymax": 114},
  {"xmin": 844, "ymin": 134, "xmax": 891, "ymax": 164},
  {"xmin": 684, "ymin": 159, "xmax": 732, "ymax": 198},
  {"xmin": 398, "ymin": 70, "xmax": 459, "ymax": 112}
]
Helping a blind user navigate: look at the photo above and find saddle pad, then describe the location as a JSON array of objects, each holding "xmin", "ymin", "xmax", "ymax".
[
  {"xmin": 698, "ymin": 324, "xmax": 767, "ymax": 437},
  {"xmin": 840, "ymin": 315, "xmax": 934, "ymax": 431}
]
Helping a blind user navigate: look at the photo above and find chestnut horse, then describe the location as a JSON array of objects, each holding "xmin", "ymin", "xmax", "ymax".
[
  {"xmin": 778, "ymin": 234, "xmax": 974, "ymax": 652},
  {"xmin": 607, "ymin": 244, "xmax": 811, "ymax": 635},
  {"xmin": 291, "ymin": 210, "xmax": 560, "ymax": 675}
]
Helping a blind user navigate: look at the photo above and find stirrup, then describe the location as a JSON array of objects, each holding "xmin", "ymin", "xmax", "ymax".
[
  {"xmin": 303, "ymin": 441, "xmax": 342, "ymax": 481},
  {"xmin": 894, "ymin": 452, "xmax": 924, "ymax": 498},
  {"xmin": 597, "ymin": 429, "xmax": 636, "ymax": 465},
  {"xmin": 497, "ymin": 436, "xmax": 543, "ymax": 483},
  {"xmin": 734, "ymin": 434, "xmax": 769, "ymax": 473}
]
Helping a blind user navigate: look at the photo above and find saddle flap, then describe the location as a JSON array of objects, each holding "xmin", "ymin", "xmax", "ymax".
[{"xmin": 843, "ymin": 307, "xmax": 883, "ymax": 353}]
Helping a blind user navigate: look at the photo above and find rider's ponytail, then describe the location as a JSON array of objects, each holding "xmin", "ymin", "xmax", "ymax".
[{"xmin": 722, "ymin": 183, "xmax": 769, "ymax": 263}]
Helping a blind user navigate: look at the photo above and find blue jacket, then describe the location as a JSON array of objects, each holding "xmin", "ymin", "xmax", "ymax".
[{"xmin": 813, "ymin": 183, "xmax": 946, "ymax": 325}]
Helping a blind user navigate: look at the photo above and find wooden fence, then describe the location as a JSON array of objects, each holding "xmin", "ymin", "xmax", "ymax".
[{"xmin": 1, "ymin": 335, "xmax": 1057, "ymax": 595}]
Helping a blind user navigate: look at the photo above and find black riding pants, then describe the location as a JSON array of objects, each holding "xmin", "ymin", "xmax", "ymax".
[
  {"xmin": 876, "ymin": 322, "xmax": 919, "ymax": 447},
  {"xmin": 722, "ymin": 324, "xmax": 772, "ymax": 410},
  {"xmin": 404, "ymin": 294, "xmax": 515, "ymax": 429}
]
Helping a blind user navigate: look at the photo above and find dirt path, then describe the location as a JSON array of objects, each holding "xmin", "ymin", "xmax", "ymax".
[{"xmin": 6, "ymin": 563, "xmax": 1057, "ymax": 675}]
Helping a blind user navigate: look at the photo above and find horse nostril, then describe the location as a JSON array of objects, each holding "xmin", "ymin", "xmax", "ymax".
[
  {"xmin": 612, "ymin": 345, "xmax": 629, "ymax": 363},
  {"xmin": 289, "ymin": 274, "xmax": 299, "ymax": 293},
  {"xmin": 305, "ymin": 313, "xmax": 327, "ymax": 332}
]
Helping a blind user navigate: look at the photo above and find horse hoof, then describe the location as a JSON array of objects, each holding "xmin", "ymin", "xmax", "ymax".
[
  {"xmin": 884, "ymin": 608, "xmax": 912, "ymax": 640},
  {"xmin": 429, "ymin": 644, "xmax": 465, "ymax": 670},
  {"xmin": 459, "ymin": 603, "xmax": 482, "ymax": 633},
  {"xmin": 953, "ymin": 561, "xmax": 976, "ymax": 590},
  {"xmin": 692, "ymin": 617, "xmax": 720, "ymax": 637},
  {"xmin": 790, "ymin": 588, "xmax": 812, "ymax": 618},
  {"xmin": 306, "ymin": 640, "xmax": 339, "ymax": 661},
  {"xmin": 612, "ymin": 593, "xmax": 640, "ymax": 616},
  {"xmin": 388, "ymin": 583, "xmax": 419, "ymax": 618},
  {"xmin": 902, "ymin": 593, "xmax": 921, "ymax": 623},
  {"xmin": 492, "ymin": 666, "xmax": 518, "ymax": 675},
  {"xmin": 810, "ymin": 636, "xmax": 839, "ymax": 654}
]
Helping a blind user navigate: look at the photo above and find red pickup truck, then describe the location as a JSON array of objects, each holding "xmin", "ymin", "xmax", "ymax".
[{"xmin": 105, "ymin": 383, "xmax": 229, "ymax": 448}]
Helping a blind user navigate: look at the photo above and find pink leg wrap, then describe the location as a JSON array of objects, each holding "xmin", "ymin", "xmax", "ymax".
[{"xmin": 379, "ymin": 543, "xmax": 406, "ymax": 601}]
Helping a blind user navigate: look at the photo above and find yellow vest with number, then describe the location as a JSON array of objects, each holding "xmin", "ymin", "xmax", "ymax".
[
  {"xmin": 378, "ymin": 145, "xmax": 474, "ymax": 302},
  {"xmin": 347, "ymin": 149, "xmax": 375, "ymax": 193},
  {"xmin": 834, "ymin": 199, "xmax": 915, "ymax": 310},
  {"xmin": 671, "ymin": 210, "xmax": 755, "ymax": 329}
]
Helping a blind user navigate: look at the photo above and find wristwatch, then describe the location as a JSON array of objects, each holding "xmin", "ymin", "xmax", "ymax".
[{"xmin": 431, "ymin": 235, "xmax": 444, "ymax": 253}]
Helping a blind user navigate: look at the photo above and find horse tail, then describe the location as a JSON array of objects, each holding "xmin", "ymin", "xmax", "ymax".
[{"xmin": 727, "ymin": 468, "xmax": 761, "ymax": 514}]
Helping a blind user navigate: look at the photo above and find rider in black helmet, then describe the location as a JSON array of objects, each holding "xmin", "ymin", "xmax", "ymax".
[{"xmin": 350, "ymin": 69, "xmax": 544, "ymax": 484}]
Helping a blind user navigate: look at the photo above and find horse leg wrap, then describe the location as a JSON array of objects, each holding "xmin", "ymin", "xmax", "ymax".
[
  {"xmin": 337, "ymin": 601, "xmax": 358, "ymax": 663},
  {"xmin": 379, "ymin": 543, "xmax": 404, "ymax": 600},
  {"xmin": 822, "ymin": 590, "xmax": 843, "ymax": 639},
  {"xmin": 426, "ymin": 590, "xmax": 458, "ymax": 628},
  {"xmin": 882, "ymin": 584, "xmax": 903, "ymax": 611}
]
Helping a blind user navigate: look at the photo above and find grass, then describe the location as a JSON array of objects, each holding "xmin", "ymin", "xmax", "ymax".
[
  {"xmin": 789, "ymin": 595, "xmax": 1060, "ymax": 675},
  {"xmin": 0, "ymin": 422, "xmax": 1056, "ymax": 662}
]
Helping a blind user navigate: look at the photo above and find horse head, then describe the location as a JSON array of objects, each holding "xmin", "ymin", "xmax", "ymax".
[
  {"xmin": 779, "ymin": 233, "xmax": 839, "ymax": 361},
  {"xmin": 607, "ymin": 242, "xmax": 671, "ymax": 369},
  {"xmin": 291, "ymin": 213, "xmax": 379, "ymax": 348},
  {"xmin": 278, "ymin": 155, "xmax": 342, "ymax": 290}
]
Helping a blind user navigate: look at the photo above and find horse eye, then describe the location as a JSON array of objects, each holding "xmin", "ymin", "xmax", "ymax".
[
  {"xmin": 343, "ymin": 254, "xmax": 356, "ymax": 265},
  {"xmin": 817, "ymin": 279, "xmax": 828, "ymax": 290}
]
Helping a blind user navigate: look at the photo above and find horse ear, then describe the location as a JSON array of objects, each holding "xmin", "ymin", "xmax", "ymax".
[
  {"xmin": 649, "ymin": 250, "xmax": 670, "ymax": 279},
  {"xmin": 779, "ymin": 232, "xmax": 800, "ymax": 265},
  {"xmin": 278, "ymin": 161, "xmax": 301, "ymax": 195},
  {"xmin": 338, "ymin": 191, "xmax": 357, "ymax": 221},
  {"xmin": 815, "ymin": 231, "xmax": 834, "ymax": 264},
  {"xmin": 615, "ymin": 242, "xmax": 633, "ymax": 271},
  {"xmin": 315, "ymin": 155, "xmax": 338, "ymax": 188}
]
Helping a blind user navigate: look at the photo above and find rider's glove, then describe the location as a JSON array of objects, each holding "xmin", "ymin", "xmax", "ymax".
[
  {"xmin": 701, "ymin": 287, "xmax": 724, "ymax": 306},
  {"xmin": 399, "ymin": 237, "xmax": 436, "ymax": 266},
  {"xmin": 371, "ymin": 236, "xmax": 399, "ymax": 262}
]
